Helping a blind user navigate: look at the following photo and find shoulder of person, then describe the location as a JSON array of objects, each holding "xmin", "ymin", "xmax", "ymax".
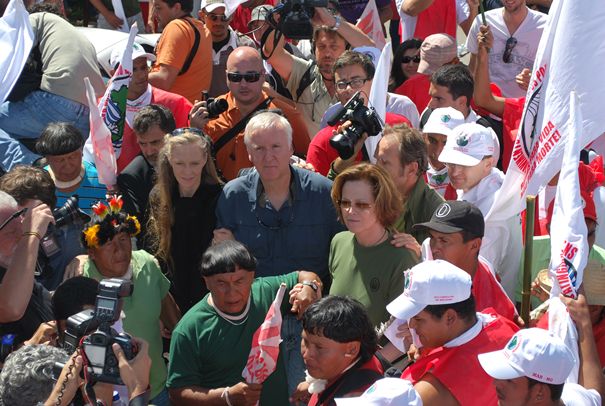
[
  {"xmin": 222, "ymin": 170, "xmax": 258, "ymax": 194},
  {"xmin": 293, "ymin": 165, "xmax": 333, "ymax": 191},
  {"xmin": 235, "ymin": 31, "xmax": 255, "ymax": 47}
]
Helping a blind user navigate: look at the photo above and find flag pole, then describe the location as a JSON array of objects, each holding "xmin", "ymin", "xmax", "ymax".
[{"xmin": 521, "ymin": 195, "xmax": 536, "ymax": 327}]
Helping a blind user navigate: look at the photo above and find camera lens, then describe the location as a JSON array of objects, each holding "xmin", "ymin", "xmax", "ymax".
[{"xmin": 207, "ymin": 98, "xmax": 228, "ymax": 119}]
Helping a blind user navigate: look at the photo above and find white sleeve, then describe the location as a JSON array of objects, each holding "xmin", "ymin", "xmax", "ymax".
[
  {"xmin": 464, "ymin": 15, "xmax": 481, "ymax": 54},
  {"xmin": 456, "ymin": 0, "xmax": 470, "ymax": 24}
]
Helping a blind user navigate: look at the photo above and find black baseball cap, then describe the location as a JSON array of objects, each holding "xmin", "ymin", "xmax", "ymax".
[{"xmin": 413, "ymin": 201, "xmax": 485, "ymax": 237}]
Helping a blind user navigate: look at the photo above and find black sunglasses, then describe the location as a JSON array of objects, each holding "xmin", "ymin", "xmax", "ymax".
[
  {"xmin": 207, "ymin": 13, "xmax": 230, "ymax": 22},
  {"xmin": 502, "ymin": 37, "xmax": 518, "ymax": 63},
  {"xmin": 401, "ymin": 55, "xmax": 420, "ymax": 64},
  {"xmin": 227, "ymin": 72, "xmax": 262, "ymax": 83},
  {"xmin": 171, "ymin": 127, "xmax": 205, "ymax": 137},
  {"xmin": 0, "ymin": 207, "xmax": 27, "ymax": 232},
  {"xmin": 254, "ymin": 204, "xmax": 294, "ymax": 231}
]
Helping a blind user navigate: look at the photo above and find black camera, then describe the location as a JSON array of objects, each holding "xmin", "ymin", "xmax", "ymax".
[
  {"xmin": 206, "ymin": 97, "xmax": 228, "ymax": 119},
  {"xmin": 328, "ymin": 91, "xmax": 384, "ymax": 160},
  {"xmin": 63, "ymin": 278, "xmax": 137, "ymax": 385},
  {"xmin": 269, "ymin": 0, "xmax": 328, "ymax": 40}
]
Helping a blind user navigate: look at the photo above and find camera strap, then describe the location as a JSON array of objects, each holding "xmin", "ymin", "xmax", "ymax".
[
  {"xmin": 212, "ymin": 97, "xmax": 273, "ymax": 154},
  {"xmin": 177, "ymin": 17, "xmax": 201, "ymax": 76}
]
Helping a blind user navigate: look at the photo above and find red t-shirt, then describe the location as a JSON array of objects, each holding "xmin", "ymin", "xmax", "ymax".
[
  {"xmin": 474, "ymin": 260, "xmax": 518, "ymax": 321},
  {"xmin": 307, "ymin": 113, "xmax": 411, "ymax": 176},
  {"xmin": 412, "ymin": 0, "xmax": 457, "ymax": 40},
  {"xmin": 501, "ymin": 97, "xmax": 525, "ymax": 172},
  {"xmin": 402, "ymin": 311, "xmax": 518, "ymax": 406},
  {"xmin": 394, "ymin": 74, "xmax": 431, "ymax": 115},
  {"xmin": 116, "ymin": 87, "xmax": 192, "ymax": 173}
]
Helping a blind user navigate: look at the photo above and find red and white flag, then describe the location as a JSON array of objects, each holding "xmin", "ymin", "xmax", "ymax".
[
  {"xmin": 242, "ymin": 283, "xmax": 287, "ymax": 397},
  {"xmin": 356, "ymin": 0, "xmax": 386, "ymax": 50},
  {"xmin": 485, "ymin": 0, "xmax": 605, "ymax": 225}
]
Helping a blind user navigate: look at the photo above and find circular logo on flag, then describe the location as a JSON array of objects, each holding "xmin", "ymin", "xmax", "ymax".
[
  {"xmin": 456, "ymin": 134, "xmax": 470, "ymax": 146},
  {"xmin": 441, "ymin": 114, "xmax": 451, "ymax": 123},
  {"xmin": 404, "ymin": 272, "xmax": 413, "ymax": 290},
  {"xmin": 506, "ymin": 335, "xmax": 521, "ymax": 352},
  {"xmin": 436, "ymin": 203, "xmax": 452, "ymax": 218}
]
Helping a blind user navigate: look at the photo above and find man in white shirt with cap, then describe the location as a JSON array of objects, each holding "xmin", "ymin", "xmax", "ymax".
[
  {"xmin": 335, "ymin": 378, "xmax": 423, "ymax": 406},
  {"xmin": 386, "ymin": 260, "xmax": 518, "ymax": 406},
  {"xmin": 439, "ymin": 122, "xmax": 522, "ymax": 299}
]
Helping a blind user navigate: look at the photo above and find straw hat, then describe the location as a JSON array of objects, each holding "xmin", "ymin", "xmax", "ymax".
[{"xmin": 536, "ymin": 260, "xmax": 605, "ymax": 306}]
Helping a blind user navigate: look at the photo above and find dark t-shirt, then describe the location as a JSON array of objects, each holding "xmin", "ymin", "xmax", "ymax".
[{"xmin": 0, "ymin": 266, "xmax": 53, "ymax": 344}]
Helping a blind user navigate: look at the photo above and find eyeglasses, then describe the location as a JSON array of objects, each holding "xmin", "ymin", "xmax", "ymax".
[
  {"xmin": 401, "ymin": 55, "xmax": 420, "ymax": 64},
  {"xmin": 254, "ymin": 204, "xmax": 295, "ymax": 231},
  {"xmin": 0, "ymin": 207, "xmax": 27, "ymax": 232},
  {"xmin": 227, "ymin": 72, "xmax": 262, "ymax": 83},
  {"xmin": 502, "ymin": 37, "xmax": 518, "ymax": 63},
  {"xmin": 171, "ymin": 127, "xmax": 205, "ymax": 137},
  {"xmin": 207, "ymin": 13, "xmax": 230, "ymax": 22},
  {"xmin": 337, "ymin": 200, "xmax": 373, "ymax": 211},
  {"xmin": 335, "ymin": 78, "xmax": 369, "ymax": 91}
]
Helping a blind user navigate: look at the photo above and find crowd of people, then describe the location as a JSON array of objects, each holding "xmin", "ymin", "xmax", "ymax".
[{"xmin": 0, "ymin": 0, "xmax": 604, "ymax": 405}]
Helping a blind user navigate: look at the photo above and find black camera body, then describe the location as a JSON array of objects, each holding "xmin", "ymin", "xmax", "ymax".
[
  {"xmin": 206, "ymin": 97, "xmax": 228, "ymax": 119},
  {"xmin": 328, "ymin": 91, "xmax": 384, "ymax": 159},
  {"xmin": 39, "ymin": 195, "xmax": 90, "ymax": 260},
  {"xmin": 270, "ymin": 0, "xmax": 328, "ymax": 39},
  {"xmin": 64, "ymin": 278, "xmax": 137, "ymax": 385}
]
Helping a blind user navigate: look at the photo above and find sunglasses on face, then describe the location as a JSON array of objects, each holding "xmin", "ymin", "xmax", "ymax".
[
  {"xmin": 401, "ymin": 55, "xmax": 420, "ymax": 64},
  {"xmin": 502, "ymin": 37, "xmax": 518, "ymax": 63},
  {"xmin": 0, "ymin": 207, "xmax": 27, "ymax": 232},
  {"xmin": 227, "ymin": 72, "xmax": 262, "ymax": 83},
  {"xmin": 207, "ymin": 13, "xmax": 230, "ymax": 22},
  {"xmin": 338, "ymin": 200, "xmax": 373, "ymax": 211}
]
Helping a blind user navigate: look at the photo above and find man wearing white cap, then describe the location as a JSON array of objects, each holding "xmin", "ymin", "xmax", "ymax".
[
  {"xmin": 387, "ymin": 260, "xmax": 518, "ymax": 405},
  {"xmin": 439, "ymin": 122, "xmax": 521, "ymax": 298},
  {"xmin": 84, "ymin": 42, "xmax": 192, "ymax": 172},
  {"xmin": 198, "ymin": 0, "xmax": 254, "ymax": 97},
  {"xmin": 478, "ymin": 301, "xmax": 603, "ymax": 406},
  {"xmin": 335, "ymin": 378, "xmax": 422, "ymax": 406}
]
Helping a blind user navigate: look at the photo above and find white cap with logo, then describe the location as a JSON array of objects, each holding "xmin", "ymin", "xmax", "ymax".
[
  {"xmin": 386, "ymin": 260, "xmax": 472, "ymax": 321},
  {"xmin": 422, "ymin": 107, "xmax": 466, "ymax": 138},
  {"xmin": 438, "ymin": 122, "xmax": 496, "ymax": 167},
  {"xmin": 335, "ymin": 378, "xmax": 423, "ymax": 406},
  {"xmin": 478, "ymin": 328, "xmax": 576, "ymax": 385},
  {"xmin": 109, "ymin": 41, "xmax": 156, "ymax": 70}
]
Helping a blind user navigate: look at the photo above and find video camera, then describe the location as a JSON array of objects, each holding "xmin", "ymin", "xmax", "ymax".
[
  {"xmin": 328, "ymin": 91, "xmax": 384, "ymax": 160},
  {"xmin": 266, "ymin": 0, "xmax": 328, "ymax": 40},
  {"xmin": 39, "ymin": 195, "xmax": 90, "ymax": 259},
  {"xmin": 63, "ymin": 278, "xmax": 137, "ymax": 385}
]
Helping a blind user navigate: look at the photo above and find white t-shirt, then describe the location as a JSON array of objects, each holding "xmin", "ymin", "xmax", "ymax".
[
  {"xmin": 561, "ymin": 383, "xmax": 601, "ymax": 406},
  {"xmin": 465, "ymin": 7, "xmax": 547, "ymax": 98}
]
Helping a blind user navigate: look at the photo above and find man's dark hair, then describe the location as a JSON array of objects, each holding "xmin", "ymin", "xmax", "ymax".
[
  {"xmin": 36, "ymin": 122, "xmax": 84, "ymax": 156},
  {"xmin": 382, "ymin": 123, "xmax": 428, "ymax": 175},
  {"xmin": 0, "ymin": 166, "xmax": 57, "ymax": 209},
  {"xmin": 460, "ymin": 229, "xmax": 482, "ymax": 243},
  {"xmin": 431, "ymin": 64, "xmax": 474, "ymax": 107},
  {"xmin": 424, "ymin": 295, "xmax": 476, "ymax": 323},
  {"xmin": 161, "ymin": 0, "xmax": 193, "ymax": 13},
  {"xmin": 527, "ymin": 378, "xmax": 564, "ymax": 401},
  {"xmin": 51, "ymin": 277, "xmax": 99, "ymax": 321},
  {"xmin": 132, "ymin": 104, "xmax": 177, "ymax": 136},
  {"xmin": 302, "ymin": 296, "xmax": 378, "ymax": 363},
  {"xmin": 28, "ymin": 2, "xmax": 63, "ymax": 15},
  {"xmin": 332, "ymin": 50, "xmax": 375, "ymax": 80},
  {"xmin": 200, "ymin": 240, "xmax": 257, "ymax": 277}
]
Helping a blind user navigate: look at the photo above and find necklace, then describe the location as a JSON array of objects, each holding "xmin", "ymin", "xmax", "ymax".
[
  {"xmin": 210, "ymin": 295, "xmax": 251, "ymax": 326},
  {"xmin": 49, "ymin": 165, "xmax": 85, "ymax": 189}
]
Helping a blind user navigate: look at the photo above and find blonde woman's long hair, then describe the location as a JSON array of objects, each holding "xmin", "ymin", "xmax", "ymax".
[{"xmin": 148, "ymin": 132, "xmax": 222, "ymax": 268}]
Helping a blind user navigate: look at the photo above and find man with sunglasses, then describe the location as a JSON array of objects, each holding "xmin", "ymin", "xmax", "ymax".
[
  {"xmin": 198, "ymin": 0, "xmax": 255, "ymax": 98},
  {"xmin": 189, "ymin": 46, "xmax": 310, "ymax": 180},
  {"xmin": 466, "ymin": 0, "xmax": 546, "ymax": 98}
]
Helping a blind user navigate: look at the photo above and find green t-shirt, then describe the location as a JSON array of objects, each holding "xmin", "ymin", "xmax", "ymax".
[
  {"xmin": 328, "ymin": 231, "xmax": 418, "ymax": 327},
  {"xmin": 83, "ymin": 250, "xmax": 170, "ymax": 399},
  {"xmin": 167, "ymin": 272, "xmax": 298, "ymax": 406}
]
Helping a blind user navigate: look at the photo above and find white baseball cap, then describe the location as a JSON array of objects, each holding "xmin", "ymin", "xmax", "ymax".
[
  {"xmin": 438, "ymin": 123, "xmax": 496, "ymax": 167},
  {"xmin": 335, "ymin": 378, "xmax": 423, "ymax": 406},
  {"xmin": 110, "ymin": 41, "xmax": 156, "ymax": 70},
  {"xmin": 386, "ymin": 260, "xmax": 472, "ymax": 321},
  {"xmin": 201, "ymin": 0, "xmax": 227, "ymax": 13},
  {"xmin": 478, "ymin": 328, "xmax": 576, "ymax": 385},
  {"xmin": 422, "ymin": 107, "xmax": 466, "ymax": 138}
]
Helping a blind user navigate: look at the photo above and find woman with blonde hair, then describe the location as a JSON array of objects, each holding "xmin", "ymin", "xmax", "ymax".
[
  {"xmin": 148, "ymin": 128, "xmax": 222, "ymax": 314},
  {"xmin": 328, "ymin": 163, "xmax": 418, "ymax": 327}
]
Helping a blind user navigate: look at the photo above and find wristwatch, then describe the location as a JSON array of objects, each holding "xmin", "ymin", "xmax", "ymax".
[
  {"xmin": 302, "ymin": 280, "xmax": 321, "ymax": 297},
  {"xmin": 332, "ymin": 15, "xmax": 342, "ymax": 30}
]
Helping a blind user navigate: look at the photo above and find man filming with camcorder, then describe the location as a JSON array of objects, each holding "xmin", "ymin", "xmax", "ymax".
[{"xmin": 261, "ymin": 3, "xmax": 375, "ymax": 136}]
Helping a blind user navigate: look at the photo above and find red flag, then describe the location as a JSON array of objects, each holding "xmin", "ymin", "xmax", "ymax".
[
  {"xmin": 356, "ymin": 0, "xmax": 386, "ymax": 50},
  {"xmin": 242, "ymin": 283, "xmax": 287, "ymax": 390}
]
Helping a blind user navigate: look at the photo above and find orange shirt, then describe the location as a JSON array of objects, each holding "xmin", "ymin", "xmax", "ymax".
[
  {"xmin": 152, "ymin": 17, "xmax": 212, "ymax": 103},
  {"xmin": 204, "ymin": 91, "xmax": 310, "ymax": 180}
]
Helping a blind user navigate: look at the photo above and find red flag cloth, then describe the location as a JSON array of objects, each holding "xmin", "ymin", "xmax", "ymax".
[{"xmin": 242, "ymin": 284, "xmax": 287, "ymax": 386}]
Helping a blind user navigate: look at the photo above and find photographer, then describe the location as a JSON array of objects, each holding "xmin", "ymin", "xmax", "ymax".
[
  {"xmin": 0, "ymin": 194, "xmax": 54, "ymax": 363},
  {"xmin": 262, "ymin": 6, "xmax": 375, "ymax": 135}
]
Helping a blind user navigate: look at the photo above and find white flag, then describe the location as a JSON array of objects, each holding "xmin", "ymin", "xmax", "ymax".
[
  {"xmin": 224, "ymin": 0, "xmax": 247, "ymax": 18},
  {"xmin": 356, "ymin": 0, "xmax": 386, "ymax": 50},
  {"xmin": 365, "ymin": 42, "xmax": 391, "ymax": 163},
  {"xmin": 111, "ymin": 0, "xmax": 129, "ymax": 33},
  {"xmin": 547, "ymin": 92, "xmax": 587, "ymax": 384},
  {"xmin": 486, "ymin": 0, "xmax": 605, "ymax": 224},
  {"xmin": 0, "ymin": 0, "xmax": 33, "ymax": 104}
]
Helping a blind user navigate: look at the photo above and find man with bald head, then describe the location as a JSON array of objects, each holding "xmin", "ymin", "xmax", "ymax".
[{"xmin": 190, "ymin": 46, "xmax": 310, "ymax": 180}]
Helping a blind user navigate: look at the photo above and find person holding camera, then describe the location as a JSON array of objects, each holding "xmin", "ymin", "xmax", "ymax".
[
  {"xmin": 188, "ymin": 46, "xmax": 310, "ymax": 181},
  {"xmin": 262, "ymin": 6, "xmax": 375, "ymax": 135}
]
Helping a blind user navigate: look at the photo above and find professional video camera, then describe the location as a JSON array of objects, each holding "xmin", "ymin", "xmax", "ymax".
[
  {"xmin": 39, "ymin": 195, "xmax": 90, "ymax": 259},
  {"xmin": 328, "ymin": 91, "xmax": 384, "ymax": 160},
  {"xmin": 266, "ymin": 0, "xmax": 328, "ymax": 40},
  {"xmin": 63, "ymin": 278, "xmax": 137, "ymax": 385}
]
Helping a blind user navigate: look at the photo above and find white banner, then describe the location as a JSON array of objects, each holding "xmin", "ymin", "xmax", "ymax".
[
  {"xmin": 366, "ymin": 42, "xmax": 391, "ymax": 163},
  {"xmin": 356, "ymin": 0, "xmax": 386, "ymax": 50},
  {"xmin": 486, "ymin": 0, "xmax": 605, "ymax": 224}
]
